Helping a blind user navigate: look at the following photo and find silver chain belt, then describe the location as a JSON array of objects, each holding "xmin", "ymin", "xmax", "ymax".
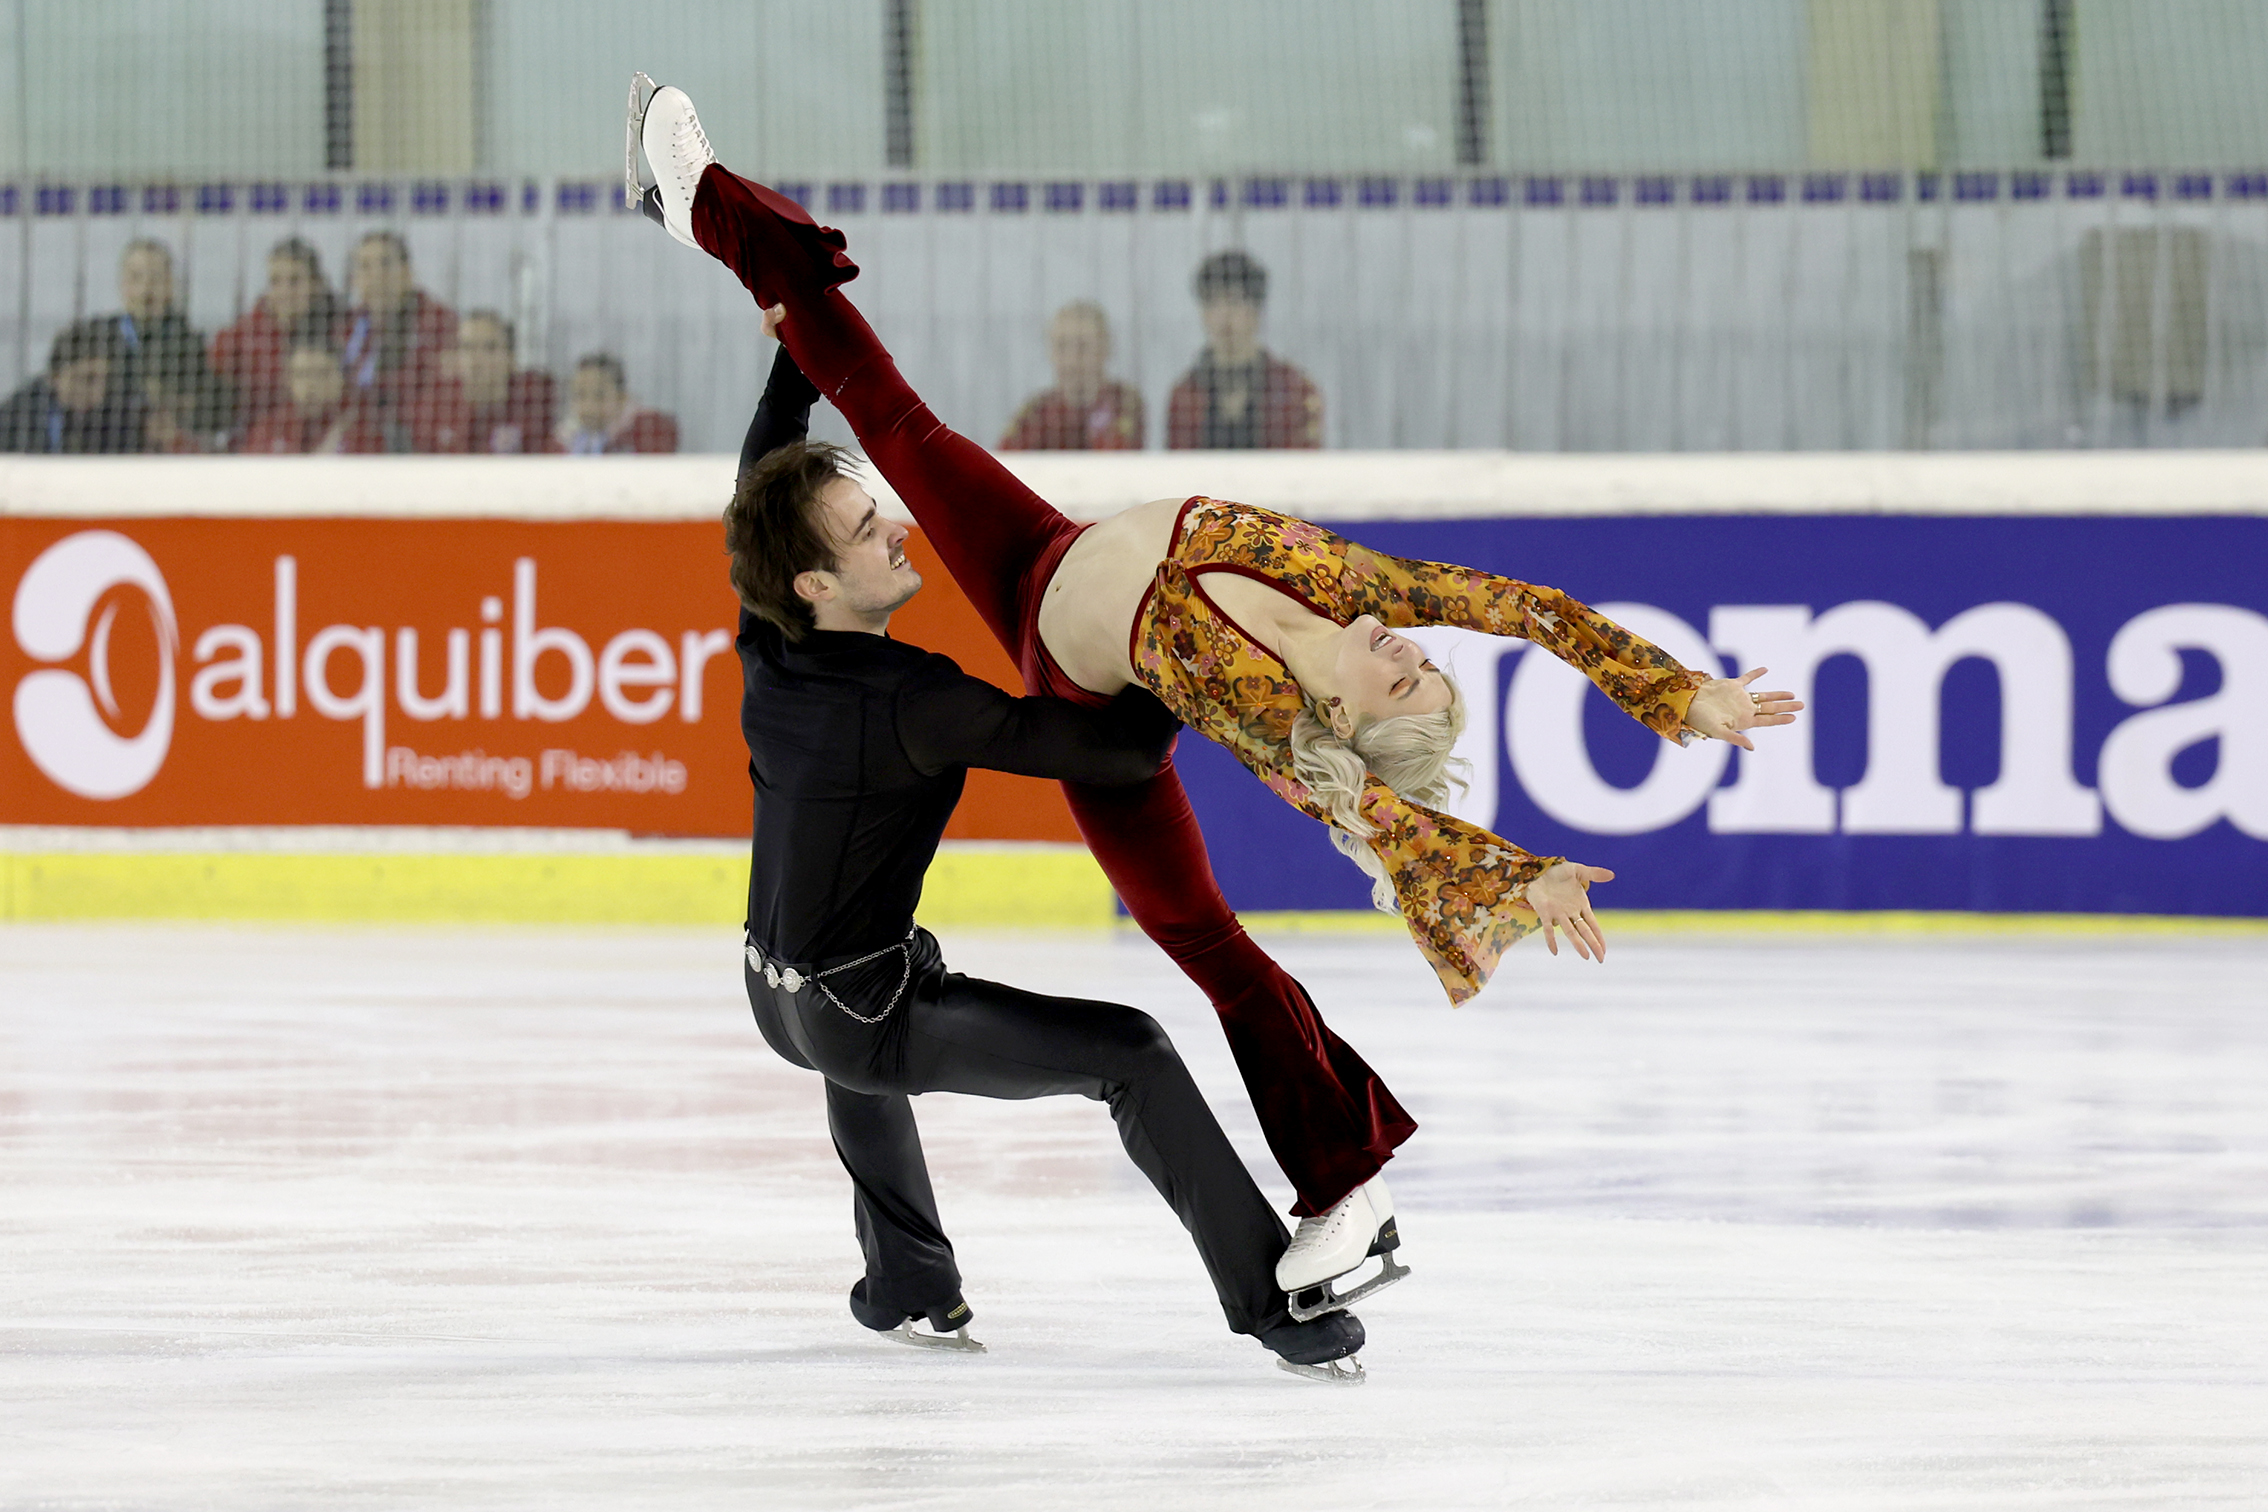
[{"xmin": 746, "ymin": 927, "xmax": 918, "ymax": 1025}]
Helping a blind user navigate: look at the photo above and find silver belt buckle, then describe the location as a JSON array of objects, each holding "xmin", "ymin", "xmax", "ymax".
[{"xmin": 746, "ymin": 942, "xmax": 804, "ymax": 993}]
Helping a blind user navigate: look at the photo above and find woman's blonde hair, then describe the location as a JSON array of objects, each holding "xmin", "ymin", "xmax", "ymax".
[{"xmin": 1288, "ymin": 672, "xmax": 1470, "ymax": 913}]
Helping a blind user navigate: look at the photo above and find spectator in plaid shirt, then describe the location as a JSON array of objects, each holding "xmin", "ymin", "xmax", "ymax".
[{"xmin": 1166, "ymin": 251, "xmax": 1321, "ymax": 450}]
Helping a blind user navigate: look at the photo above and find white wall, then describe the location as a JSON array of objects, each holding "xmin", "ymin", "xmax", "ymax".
[
  {"xmin": 481, "ymin": 0, "xmax": 886, "ymax": 179},
  {"xmin": 2075, "ymin": 0, "xmax": 2268, "ymax": 167},
  {"xmin": 919, "ymin": 0, "xmax": 1461, "ymax": 174},
  {"xmin": 9, "ymin": 2, "xmax": 2268, "ymax": 180},
  {"xmin": 1492, "ymin": 0, "xmax": 1808, "ymax": 171},
  {"xmin": 4, "ymin": 0, "xmax": 325, "ymax": 179}
]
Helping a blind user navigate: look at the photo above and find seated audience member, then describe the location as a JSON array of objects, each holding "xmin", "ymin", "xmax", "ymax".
[
  {"xmin": 212, "ymin": 237, "xmax": 339, "ymax": 436},
  {"xmin": 561, "ymin": 352, "xmax": 679, "ymax": 453},
  {"xmin": 338, "ymin": 230, "xmax": 456, "ymax": 450},
  {"xmin": 998, "ymin": 301, "xmax": 1143, "ymax": 450},
  {"xmin": 0, "ymin": 321, "xmax": 145, "ymax": 454},
  {"xmin": 99, "ymin": 237, "xmax": 231, "ymax": 441},
  {"xmin": 142, "ymin": 373, "xmax": 213, "ymax": 454},
  {"xmin": 417, "ymin": 310, "xmax": 560, "ymax": 453},
  {"xmin": 1166, "ymin": 250, "xmax": 1321, "ymax": 449},
  {"xmin": 238, "ymin": 338, "xmax": 385, "ymax": 455}
]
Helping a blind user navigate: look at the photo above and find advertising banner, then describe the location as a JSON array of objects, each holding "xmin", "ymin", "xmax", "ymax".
[
  {"xmin": 10, "ymin": 507, "xmax": 2263, "ymax": 919},
  {"xmin": 0, "ymin": 516, "xmax": 1077, "ymax": 842},
  {"xmin": 1176, "ymin": 514, "xmax": 2268, "ymax": 918}
]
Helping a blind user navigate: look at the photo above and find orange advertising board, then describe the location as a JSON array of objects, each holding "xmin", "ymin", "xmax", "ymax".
[{"xmin": 1, "ymin": 516, "xmax": 1078, "ymax": 841}]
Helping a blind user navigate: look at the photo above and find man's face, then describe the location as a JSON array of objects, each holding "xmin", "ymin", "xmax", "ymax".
[
  {"xmin": 1048, "ymin": 311, "xmax": 1109, "ymax": 398},
  {"xmin": 451, "ymin": 317, "xmax": 513, "ymax": 404},
  {"xmin": 266, "ymin": 255, "xmax": 318, "ymax": 325},
  {"xmin": 353, "ymin": 240, "xmax": 412, "ymax": 313},
  {"xmin": 119, "ymin": 248, "xmax": 175, "ymax": 323},
  {"xmin": 804, "ymin": 476, "xmax": 920, "ymax": 626},
  {"xmin": 1200, "ymin": 295, "xmax": 1262, "ymax": 364},
  {"xmin": 286, "ymin": 348, "xmax": 345, "ymax": 412},
  {"xmin": 51, "ymin": 356, "xmax": 110, "ymax": 412},
  {"xmin": 571, "ymin": 365, "xmax": 627, "ymax": 431}
]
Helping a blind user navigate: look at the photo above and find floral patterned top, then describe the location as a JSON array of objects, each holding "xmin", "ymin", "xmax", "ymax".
[{"xmin": 1130, "ymin": 497, "xmax": 1709, "ymax": 1005}]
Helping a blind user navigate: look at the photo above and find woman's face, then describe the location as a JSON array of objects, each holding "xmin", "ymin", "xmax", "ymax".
[
  {"xmin": 1326, "ymin": 614, "xmax": 1450, "ymax": 731},
  {"xmin": 267, "ymin": 255, "xmax": 319, "ymax": 325}
]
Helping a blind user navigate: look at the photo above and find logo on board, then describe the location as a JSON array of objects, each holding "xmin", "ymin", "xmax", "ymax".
[
  {"xmin": 11, "ymin": 531, "xmax": 179, "ymax": 799},
  {"xmin": 10, "ymin": 530, "xmax": 733, "ymax": 804}
]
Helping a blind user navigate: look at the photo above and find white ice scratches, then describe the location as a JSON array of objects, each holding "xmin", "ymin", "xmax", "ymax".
[{"xmin": 3, "ymin": 924, "xmax": 2265, "ymax": 1509}]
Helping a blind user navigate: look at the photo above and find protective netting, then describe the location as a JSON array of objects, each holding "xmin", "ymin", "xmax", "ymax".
[{"xmin": 6, "ymin": 0, "xmax": 2268, "ymax": 454}]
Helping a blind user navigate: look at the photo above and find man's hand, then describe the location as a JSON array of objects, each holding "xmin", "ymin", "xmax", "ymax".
[
  {"xmin": 1684, "ymin": 667, "xmax": 1803, "ymax": 751},
  {"xmin": 761, "ymin": 302, "xmax": 787, "ymax": 340},
  {"xmin": 1528, "ymin": 861, "xmax": 1614, "ymax": 962}
]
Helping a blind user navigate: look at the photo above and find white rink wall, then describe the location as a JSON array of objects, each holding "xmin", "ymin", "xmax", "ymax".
[{"xmin": 9, "ymin": 448, "xmax": 2268, "ymax": 521}]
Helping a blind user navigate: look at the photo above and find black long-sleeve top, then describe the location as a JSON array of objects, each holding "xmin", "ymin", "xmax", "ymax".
[{"xmin": 736, "ymin": 345, "xmax": 1174, "ymax": 962}]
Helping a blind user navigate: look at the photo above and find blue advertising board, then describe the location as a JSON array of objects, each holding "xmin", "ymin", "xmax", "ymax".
[{"xmin": 1173, "ymin": 514, "xmax": 2268, "ymax": 917}]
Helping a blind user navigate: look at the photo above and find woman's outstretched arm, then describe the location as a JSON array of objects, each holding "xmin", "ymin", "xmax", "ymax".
[{"xmin": 1314, "ymin": 539, "xmax": 1703, "ymax": 742}]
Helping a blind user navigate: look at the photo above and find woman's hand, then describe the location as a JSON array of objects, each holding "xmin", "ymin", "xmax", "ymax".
[
  {"xmin": 1684, "ymin": 667, "xmax": 1803, "ymax": 751},
  {"xmin": 761, "ymin": 302, "xmax": 787, "ymax": 340},
  {"xmin": 1527, "ymin": 861, "xmax": 1614, "ymax": 962}
]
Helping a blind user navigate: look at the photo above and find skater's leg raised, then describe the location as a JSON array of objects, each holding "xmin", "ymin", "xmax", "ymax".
[
  {"xmin": 1063, "ymin": 760, "xmax": 1415, "ymax": 1218},
  {"xmin": 655, "ymin": 93, "xmax": 1076, "ymax": 654}
]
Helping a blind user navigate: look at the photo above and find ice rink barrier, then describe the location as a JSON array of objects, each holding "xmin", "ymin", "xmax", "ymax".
[{"xmin": 4, "ymin": 451, "xmax": 2264, "ymax": 926}]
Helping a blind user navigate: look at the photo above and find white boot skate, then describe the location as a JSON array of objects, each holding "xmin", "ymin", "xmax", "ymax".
[
  {"xmin": 633, "ymin": 78, "xmax": 715, "ymax": 248},
  {"xmin": 1277, "ymin": 1173, "xmax": 1408, "ymax": 1323}
]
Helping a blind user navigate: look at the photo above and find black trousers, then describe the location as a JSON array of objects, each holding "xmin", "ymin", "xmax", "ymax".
[{"xmin": 745, "ymin": 928, "xmax": 1291, "ymax": 1336}]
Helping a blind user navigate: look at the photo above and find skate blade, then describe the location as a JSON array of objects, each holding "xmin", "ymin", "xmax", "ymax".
[
  {"xmin": 1286, "ymin": 1252, "xmax": 1411, "ymax": 1324},
  {"xmin": 625, "ymin": 72, "xmax": 659, "ymax": 208},
  {"xmin": 884, "ymin": 1320, "xmax": 987, "ymax": 1354},
  {"xmin": 1276, "ymin": 1354, "xmax": 1366, "ymax": 1386}
]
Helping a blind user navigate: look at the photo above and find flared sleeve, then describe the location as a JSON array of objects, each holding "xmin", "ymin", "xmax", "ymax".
[
  {"xmin": 1134, "ymin": 559, "xmax": 1561, "ymax": 1003},
  {"xmin": 1326, "ymin": 539, "xmax": 1711, "ymax": 744}
]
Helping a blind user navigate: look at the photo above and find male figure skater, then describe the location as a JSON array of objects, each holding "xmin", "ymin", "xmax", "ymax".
[{"xmin": 721, "ymin": 299, "xmax": 1366, "ymax": 1383}]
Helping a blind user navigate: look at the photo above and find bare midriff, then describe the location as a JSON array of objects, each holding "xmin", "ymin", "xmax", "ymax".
[
  {"xmin": 1036, "ymin": 494, "xmax": 1346, "ymax": 697},
  {"xmin": 1034, "ymin": 495, "xmax": 1182, "ymax": 695}
]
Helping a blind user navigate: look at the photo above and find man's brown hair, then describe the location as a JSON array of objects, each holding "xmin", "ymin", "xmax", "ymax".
[{"xmin": 724, "ymin": 439, "xmax": 855, "ymax": 640}]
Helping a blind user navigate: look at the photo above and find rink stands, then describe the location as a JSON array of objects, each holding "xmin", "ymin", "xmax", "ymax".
[{"xmin": 4, "ymin": 450, "xmax": 2265, "ymax": 931}]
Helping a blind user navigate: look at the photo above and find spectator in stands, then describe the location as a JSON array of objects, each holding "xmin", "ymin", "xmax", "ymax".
[
  {"xmin": 1166, "ymin": 251, "xmax": 1321, "ymax": 449},
  {"xmin": 339, "ymin": 230, "xmax": 455, "ymax": 450},
  {"xmin": 417, "ymin": 310, "xmax": 560, "ymax": 453},
  {"xmin": 238, "ymin": 337, "xmax": 385, "ymax": 455},
  {"xmin": 0, "ymin": 320, "xmax": 145, "ymax": 454},
  {"xmin": 97, "ymin": 238, "xmax": 231, "ymax": 442},
  {"xmin": 998, "ymin": 301, "xmax": 1144, "ymax": 450},
  {"xmin": 561, "ymin": 352, "xmax": 679, "ymax": 453},
  {"xmin": 212, "ymin": 237, "xmax": 340, "ymax": 439},
  {"xmin": 141, "ymin": 372, "xmax": 212, "ymax": 454}
]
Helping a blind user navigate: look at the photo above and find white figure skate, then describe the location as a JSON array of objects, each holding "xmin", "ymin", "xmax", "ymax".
[
  {"xmin": 630, "ymin": 77, "xmax": 714, "ymax": 247},
  {"xmin": 1277, "ymin": 1173, "xmax": 1407, "ymax": 1323}
]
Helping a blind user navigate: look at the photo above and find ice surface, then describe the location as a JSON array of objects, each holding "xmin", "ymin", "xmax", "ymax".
[{"xmin": 3, "ymin": 922, "xmax": 2265, "ymax": 1509}]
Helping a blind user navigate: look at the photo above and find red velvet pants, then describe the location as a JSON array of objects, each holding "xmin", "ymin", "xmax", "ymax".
[{"xmin": 692, "ymin": 165, "xmax": 1413, "ymax": 1214}]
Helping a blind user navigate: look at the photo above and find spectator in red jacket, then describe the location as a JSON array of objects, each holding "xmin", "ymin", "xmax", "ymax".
[
  {"xmin": 142, "ymin": 371, "xmax": 214, "ymax": 454},
  {"xmin": 998, "ymin": 301, "xmax": 1143, "ymax": 450},
  {"xmin": 415, "ymin": 310, "xmax": 561, "ymax": 453},
  {"xmin": 211, "ymin": 238, "xmax": 340, "ymax": 440},
  {"xmin": 1166, "ymin": 250, "xmax": 1321, "ymax": 449},
  {"xmin": 338, "ymin": 230, "xmax": 455, "ymax": 450},
  {"xmin": 238, "ymin": 338, "xmax": 386, "ymax": 455},
  {"xmin": 561, "ymin": 352, "xmax": 679, "ymax": 454}
]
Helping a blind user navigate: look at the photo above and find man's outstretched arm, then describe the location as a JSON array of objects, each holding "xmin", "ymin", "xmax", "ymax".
[{"xmin": 897, "ymin": 668, "xmax": 1179, "ymax": 788}]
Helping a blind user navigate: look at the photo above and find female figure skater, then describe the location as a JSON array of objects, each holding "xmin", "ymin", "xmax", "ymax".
[{"xmin": 633, "ymin": 81, "xmax": 1800, "ymax": 1314}]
